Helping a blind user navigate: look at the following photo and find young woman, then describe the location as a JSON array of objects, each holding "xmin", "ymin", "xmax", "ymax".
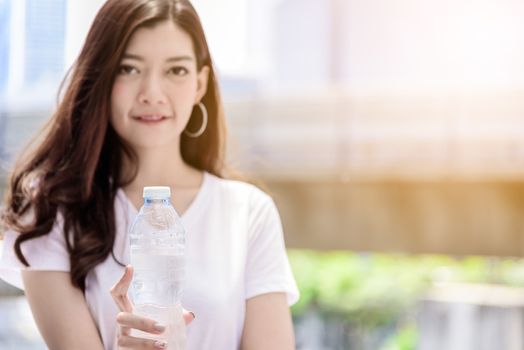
[{"xmin": 0, "ymin": 0, "xmax": 299, "ymax": 349}]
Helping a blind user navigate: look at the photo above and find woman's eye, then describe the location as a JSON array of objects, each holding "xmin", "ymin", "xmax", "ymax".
[
  {"xmin": 118, "ymin": 65, "xmax": 138, "ymax": 75},
  {"xmin": 169, "ymin": 67, "xmax": 189, "ymax": 76}
]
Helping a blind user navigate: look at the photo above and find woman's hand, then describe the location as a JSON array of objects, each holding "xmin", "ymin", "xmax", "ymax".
[{"xmin": 110, "ymin": 265, "xmax": 195, "ymax": 349}]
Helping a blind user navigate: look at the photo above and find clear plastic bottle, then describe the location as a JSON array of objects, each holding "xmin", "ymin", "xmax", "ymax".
[{"xmin": 129, "ymin": 186, "xmax": 186, "ymax": 349}]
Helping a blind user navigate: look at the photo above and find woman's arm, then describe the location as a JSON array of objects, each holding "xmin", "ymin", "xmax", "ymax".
[
  {"xmin": 240, "ymin": 292, "xmax": 295, "ymax": 350},
  {"xmin": 22, "ymin": 270, "xmax": 105, "ymax": 350}
]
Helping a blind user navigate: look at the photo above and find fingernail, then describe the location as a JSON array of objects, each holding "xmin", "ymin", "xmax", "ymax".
[
  {"xmin": 154, "ymin": 340, "xmax": 167, "ymax": 349},
  {"xmin": 153, "ymin": 323, "xmax": 166, "ymax": 333},
  {"xmin": 190, "ymin": 311, "xmax": 196, "ymax": 319}
]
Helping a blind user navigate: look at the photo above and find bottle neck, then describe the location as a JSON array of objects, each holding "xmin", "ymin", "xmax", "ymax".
[{"xmin": 144, "ymin": 198, "xmax": 171, "ymax": 205}]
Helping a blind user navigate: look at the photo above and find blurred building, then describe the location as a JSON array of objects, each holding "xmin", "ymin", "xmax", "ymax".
[
  {"xmin": 0, "ymin": 0, "xmax": 66, "ymax": 99},
  {"xmin": 24, "ymin": 0, "xmax": 66, "ymax": 86},
  {"xmin": 272, "ymin": 0, "xmax": 334, "ymax": 89},
  {"xmin": 0, "ymin": 0, "xmax": 67, "ymax": 167},
  {"xmin": 0, "ymin": 1, "xmax": 9, "ymax": 95}
]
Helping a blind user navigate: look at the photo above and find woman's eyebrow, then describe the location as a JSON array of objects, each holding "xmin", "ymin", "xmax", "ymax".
[{"xmin": 121, "ymin": 53, "xmax": 194, "ymax": 62}]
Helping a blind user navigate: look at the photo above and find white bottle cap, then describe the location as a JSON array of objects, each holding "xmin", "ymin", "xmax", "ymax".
[{"xmin": 143, "ymin": 186, "xmax": 171, "ymax": 199}]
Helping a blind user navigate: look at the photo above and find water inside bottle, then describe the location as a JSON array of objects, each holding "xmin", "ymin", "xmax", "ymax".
[{"xmin": 130, "ymin": 248, "xmax": 185, "ymax": 306}]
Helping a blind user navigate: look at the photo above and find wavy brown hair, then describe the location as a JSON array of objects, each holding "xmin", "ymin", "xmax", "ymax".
[{"xmin": 1, "ymin": 0, "xmax": 226, "ymax": 291}]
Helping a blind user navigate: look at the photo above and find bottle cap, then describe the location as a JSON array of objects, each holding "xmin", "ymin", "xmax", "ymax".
[{"xmin": 143, "ymin": 186, "xmax": 171, "ymax": 199}]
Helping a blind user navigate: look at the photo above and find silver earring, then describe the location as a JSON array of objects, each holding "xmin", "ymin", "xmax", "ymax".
[{"xmin": 184, "ymin": 102, "xmax": 208, "ymax": 138}]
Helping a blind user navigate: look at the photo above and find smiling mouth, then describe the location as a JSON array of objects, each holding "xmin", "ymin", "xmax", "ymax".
[{"xmin": 132, "ymin": 115, "xmax": 169, "ymax": 122}]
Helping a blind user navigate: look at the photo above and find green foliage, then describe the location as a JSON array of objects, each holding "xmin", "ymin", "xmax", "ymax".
[
  {"xmin": 288, "ymin": 249, "xmax": 524, "ymax": 346},
  {"xmin": 380, "ymin": 324, "xmax": 417, "ymax": 350},
  {"xmin": 289, "ymin": 250, "xmax": 436, "ymax": 323}
]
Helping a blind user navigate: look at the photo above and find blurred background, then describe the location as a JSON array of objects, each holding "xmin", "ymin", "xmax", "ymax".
[{"xmin": 1, "ymin": 0, "xmax": 524, "ymax": 349}]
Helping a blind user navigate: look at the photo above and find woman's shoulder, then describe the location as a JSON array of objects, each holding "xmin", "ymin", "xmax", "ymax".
[{"xmin": 206, "ymin": 172, "xmax": 273, "ymax": 206}]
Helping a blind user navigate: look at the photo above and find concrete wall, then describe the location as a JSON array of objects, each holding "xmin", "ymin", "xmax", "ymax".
[{"xmin": 268, "ymin": 179, "xmax": 524, "ymax": 256}]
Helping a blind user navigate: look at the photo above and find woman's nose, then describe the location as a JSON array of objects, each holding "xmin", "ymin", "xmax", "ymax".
[{"xmin": 137, "ymin": 75, "xmax": 167, "ymax": 105}]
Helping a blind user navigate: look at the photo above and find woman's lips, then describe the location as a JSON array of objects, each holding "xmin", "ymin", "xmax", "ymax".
[{"xmin": 132, "ymin": 115, "xmax": 168, "ymax": 123}]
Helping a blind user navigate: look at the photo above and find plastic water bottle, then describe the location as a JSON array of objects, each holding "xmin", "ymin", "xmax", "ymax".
[{"xmin": 129, "ymin": 186, "xmax": 186, "ymax": 349}]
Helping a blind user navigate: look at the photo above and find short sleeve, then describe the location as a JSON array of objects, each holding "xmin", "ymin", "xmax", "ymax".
[
  {"xmin": 0, "ymin": 214, "xmax": 70, "ymax": 290},
  {"xmin": 245, "ymin": 190, "xmax": 300, "ymax": 305}
]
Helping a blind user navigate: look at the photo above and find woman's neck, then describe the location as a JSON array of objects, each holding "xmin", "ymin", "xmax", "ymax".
[{"xmin": 121, "ymin": 144, "xmax": 203, "ymax": 192}]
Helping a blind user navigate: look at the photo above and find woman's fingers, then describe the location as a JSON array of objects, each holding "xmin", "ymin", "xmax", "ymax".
[
  {"xmin": 117, "ymin": 333, "xmax": 168, "ymax": 349},
  {"xmin": 117, "ymin": 310, "xmax": 194, "ymax": 332},
  {"xmin": 110, "ymin": 265, "xmax": 134, "ymax": 312},
  {"xmin": 116, "ymin": 310, "xmax": 194, "ymax": 350},
  {"xmin": 116, "ymin": 312, "xmax": 166, "ymax": 334}
]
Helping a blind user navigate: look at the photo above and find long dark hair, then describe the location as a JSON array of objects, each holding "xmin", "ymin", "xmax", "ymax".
[{"xmin": 1, "ymin": 0, "xmax": 226, "ymax": 291}]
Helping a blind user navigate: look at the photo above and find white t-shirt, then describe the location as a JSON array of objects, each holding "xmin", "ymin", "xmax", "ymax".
[{"xmin": 0, "ymin": 172, "xmax": 299, "ymax": 349}]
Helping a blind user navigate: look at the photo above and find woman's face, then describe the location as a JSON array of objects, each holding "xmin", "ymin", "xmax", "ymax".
[{"xmin": 110, "ymin": 20, "xmax": 209, "ymax": 150}]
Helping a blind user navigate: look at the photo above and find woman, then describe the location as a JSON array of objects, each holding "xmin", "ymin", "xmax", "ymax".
[{"xmin": 0, "ymin": 0, "xmax": 299, "ymax": 349}]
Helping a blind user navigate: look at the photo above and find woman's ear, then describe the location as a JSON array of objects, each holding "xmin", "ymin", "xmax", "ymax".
[{"xmin": 195, "ymin": 65, "xmax": 210, "ymax": 103}]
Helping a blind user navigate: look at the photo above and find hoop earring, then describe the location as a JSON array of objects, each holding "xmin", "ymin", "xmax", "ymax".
[{"xmin": 184, "ymin": 102, "xmax": 208, "ymax": 138}]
